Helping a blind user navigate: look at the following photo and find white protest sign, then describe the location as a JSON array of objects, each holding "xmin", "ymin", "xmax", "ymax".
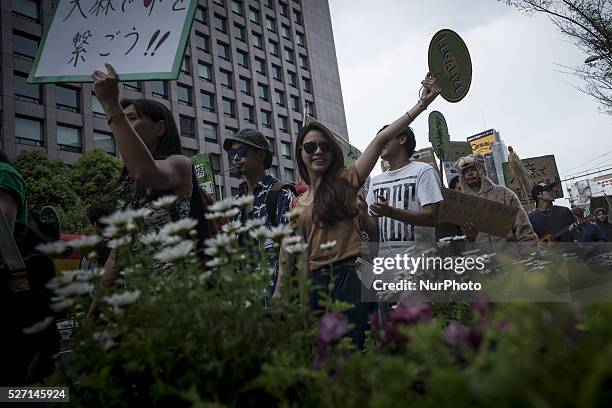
[{"xmin": 29, "ymin": 0, "xmax": 197, "ymax": 83}]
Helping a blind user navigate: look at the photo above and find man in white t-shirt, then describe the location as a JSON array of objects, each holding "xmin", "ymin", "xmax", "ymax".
[{"xmin": 360, "ymin": 125, "xmax": 443, "ymax": 249}]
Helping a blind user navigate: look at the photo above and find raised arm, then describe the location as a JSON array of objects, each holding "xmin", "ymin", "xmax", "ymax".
[
  {"xmin": 354, "ymin": 73, "xmax": 440, "ymax": 182},
  {"xmin": 91, "ymin": 64, "xmax": 192, "ymax": 191}
]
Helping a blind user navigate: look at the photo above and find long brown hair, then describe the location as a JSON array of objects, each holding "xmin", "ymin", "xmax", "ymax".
[{"xmin": 295, "ymin": 123, "xmax": 358, "ymax": 226}]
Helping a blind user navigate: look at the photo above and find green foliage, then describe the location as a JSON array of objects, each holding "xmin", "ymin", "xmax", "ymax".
[{"xmin": 71, "ymin": 149, "xmax": 122, "ymax": 208}]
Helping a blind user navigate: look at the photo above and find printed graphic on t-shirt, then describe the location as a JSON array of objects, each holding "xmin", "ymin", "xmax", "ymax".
[{"xmin": 371, "ymin": 175, "xmax": 418, "ymax": 242}]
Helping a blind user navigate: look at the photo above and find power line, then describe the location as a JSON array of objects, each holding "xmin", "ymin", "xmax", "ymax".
[
  {"xmin": 562, "ymin": 149, "xmax": 612, "ymax": 175},
  {"xmin": 564, "ymin": 158, "xmax": 612, "ymax": 178},
  {"xmin": 562, "ymin": 166, "xmax": 612, "ymax": 182}
]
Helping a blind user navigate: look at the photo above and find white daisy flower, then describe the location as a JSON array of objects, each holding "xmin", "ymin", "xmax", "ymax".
[
  {"xmin": 131, "ymin": 208, "xmax": 152, "ymax": 219},
  {"xmin": 233, "ymin": 195, "xmax": 255, "ymax": 208},
  {"xmin": 284, "ymin": 236, "xmax": 304, "ymax": 245},
  {"xmin": 205, "ymin": 233, "xmax": 233, "ymax": 249},
  {"xmin": 221, "ymin": 220, "xmax": 242, "ymax": 233},
  {"xmin": 286, "ymin": 242, "xmax": 308, "ymax": 254},
  {"xmin": 320, "ymin": 240, "xmax": 337, "ymax": 250},
  {"xmin": 77, "ymin": 268, "xmax": 103, "ymax": 281},
  {"xmin": 140, "ymin": 231, "xmax": 164, "ymax": 246},
  {"xmin": 102, "ymin": 225, "xmax": 121, "ymax": 238},
  {"xmin": 249, "ymin": 226, "xmax": 270, "ymax": 240},
  {"xmin": 221, "ymin": 207, "xmax": 240, "ymax": 218},
  {"xmin": 36, "ymin": 241, "xmax": 67, "ymax": 255},
  {"xmin": 100, "ymin": 209, "xmax": 138, "ymax": 226},
  {"xmin": 54, "ymin": 282, "xmax": 94, "ymax": 297},
  {"xmin": 268, "ymin": 224, "xmax": 293, "ymax": 239},
  {"xmin": 162, "ymin": 235, "xmax": 182, "ymax": 246},
  {"xmin": 204, "ymin": 246, "xmax": 219, "ymax": 257},
  {"xmin": 208, "ymin": 197, "xmax": 237, "ymax": 212},
  {"xmin": 206, "ymin": 257, "xmax": 225, "ymax": 267},
  {"xmin": 58, "ymin": 269, "xmax": 82, "ymax": 284},
  {"xmin": 155, "ymin": 241, "xmax": 194, "ymax": 263},
  {"xmin": 119, "ymin": 267, "xmax": 135, "ymax": 276},
  {"xmin": 151, "ymin": 195, "xmax": 178, "ymax": 208},
  {"xmin": 108, "ymin": 235, "xmax": 133, "ymax": 249},
  {"xmin": 160, "ymin": 218, "xmax": 198, "ymax": 236},
  {"xmin": 245, "ymin": 218, "xmax": 266, "ymax": 230},
  {"xmin": 286, "ymin": 206, "xmax": 304, "ymax": 220},
  {"xmin": 68, "ymin": 235, "xmax": 101, "ymax": 250},
  {"xmin": 50, "ymin": 298, "xmax": 74, "ymax": 312},
  {"xmin": 104, "ymin": 290, "xmax": 141, "ymax": 307},
  {"xmin": 22, "ymin": 316, "xmax": 54, "ymax": 335},
  {"xmin": 205, "ymin": 211, "xmax": 225, "ymax": 220},
  {"xmin": 244, "ymin": 300, "xmax": 252, "ymax": 308}
]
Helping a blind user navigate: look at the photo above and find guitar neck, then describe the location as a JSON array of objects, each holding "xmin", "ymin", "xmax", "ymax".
[{"xmin": 552, "ymin": 216, "xmax": 592, "ymax": 239}]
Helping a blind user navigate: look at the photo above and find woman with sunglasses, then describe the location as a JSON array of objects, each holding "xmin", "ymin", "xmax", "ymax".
[{"xmin": 273, "ymin": 73, "xmax": 441, "ymax": 347}]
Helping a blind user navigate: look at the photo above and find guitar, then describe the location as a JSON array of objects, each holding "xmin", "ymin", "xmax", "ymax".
[{"xmin": 539, "ymin": 215, "xmax": 594, "ymax": 247}]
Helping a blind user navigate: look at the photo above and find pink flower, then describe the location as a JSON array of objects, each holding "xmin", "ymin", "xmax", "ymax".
[{"xmin": 319, "ymin": 312, "xmax": 349, "ymax": 343}]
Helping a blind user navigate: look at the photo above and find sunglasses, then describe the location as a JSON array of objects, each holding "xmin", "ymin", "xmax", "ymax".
[
  {"xmin": 302, "ymin": 140, "xmax": 332, "ymax": 155},
  {"xmin": 228, "ymin": 145, "xmax": 250, "ymax": 160}
]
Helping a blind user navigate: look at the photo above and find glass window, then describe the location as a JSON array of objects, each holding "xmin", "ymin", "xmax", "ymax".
[
  {"xmin": 281, "ymin": 24, "xmax": 291, "ymax": 39},
  {"xmin": 91, "ymin": 94, "xmax": 105, "ymax": 117},
  {"xmin": 296, "ymin": 32, "xmax": 305, "ymax": 46},
  {"xmin": 255, "ymin": 57, "xmax": 266, "ymax": 74},
  {"xmin": 301, "ymin": 76, "xmax": 311, "ymax": 93},
  {"xmin": 13, "ymin": 31, "xmax": 39, "ymax": 61},
  {"xmin": 237, "ymin": 49, "xmax": 249, "ymax": 67},
  {"xmin": 214, "ymin": 14, "xmax": 227, "ymax": 33},
  {"xmin": 123, "ymin": 81, "xmax": 141, "ymax": 91},
  {"xmin": 264, "ymin": 0, "xmax": 274, "ymax": 8},
  {"xmin": 15, "ymin": 116, "xmax": 43, "ymax": 146},
  {"xmin": 224, "ymin": 127, "xmax": 238, "ymax": 141},
  {"xmin": 275, "ymin": 89, "xmax": 285, "ymax": 106},
  {"xmin": 281, "ymin": 141, "xmax": 292, "ymax": 159},
  {"xmin": 93, "ymin": 131, "xmax": 115, "ymax": 154},
  {"xmin": 183, "ymin": 148, "xmax": 198, "ymax": 158},
  {"xmin": 299, "ymin": 54, "xmax": 308, "ymax": 70},
  {"xmin": 284, "ymin": 167, "xmax": 295, "ymax": 182},
  {"xmin": 177, "ymin": 83, "xmax": 192, "ymax": 106},
  {"xmin": 260, "ymin": 110, "xmax": 272, "ymax": 128},
  {"xmin": 272, "ymin": 64, "xmax": 282, "ymax": 81},
  {"xmin": 217, "ymin": 41, "xmax": 230, "ymax": 60},
  {"xmin": 268, "ymin": 40, "xmax": 279, "ymax": 56},
  {"xmin": 242, "ymin": 104, "xmax": 254, "ymax": 123},
  {"xmin": 267, "ymin": 164, "xmax": 278, "ymax": 178},
  {"xmin": 57, "ymin": 125, "xmax": 82, "ymax": 153},
  {"xmin": 292, "ymin": 119, "xmax": 301, "ymax": 135},
  {"xmin": 219, "ymin": 69, "xmax": 233, "ymax": 89},
  {"xmin": 231, "ymin": 0, "xmax": 242, "ymax": 15},
  {"xmin": 257, "ymin": 83, "xmax": 269, "ymax": 101},
  {"xmin": 12, "ymin": 0, "xmax": 39, "ymax": 22},
  {"xmin": 294, "ymin": 9, "xmax": 302, "ymax": 25},
  {"xmin": 266, "ymin": 16, "xmax": 276, "ymax": 32},
  {"xmin": 290, "ymin": 94, "xmax": 300, "ymax": 111},
  {"xmin": 249, "ymin": 7, "xmax": 260, "ymax": 24},
  {"xmin": 278, "ymin": 115, "xmax": 288, "ymax": 132},
  {"xmin": 179, "ymin": 115, "xmax": 195, "ymax": 138},
  {"xmin": 213, "ymin": 0, "xmax": 225, "ymax": 6},
  {"xmin": 150, "ymin": 81, "xmax": 167, "ymax": 98},
  {"xmin": 181, "ymin": 55, "xmax": 191, "ymax": 74},
  {"xmin": 267, "ymin": 138, "xmax": 276, "ymax": 154},
  {"xmin": 222, "ymin": 98, "xmax": 235, "ymax": 118},
  {"xmin": 201, "ymin": 91, "xmax": 215, "ymax": 112},
  {"xmin": 284, "ymin": 47, "xmax": 294, "ymax": 63},
  {"xmin": 239, "ymin": 76, "xmax": 251, "ymax": 95},
  {"xmin": 198, "ymin": 61, "xmax": 212, "ymax": 80},
  {"xmin": 287, "ymin": 71, "xmax": 297, "ymax": 87},
  {"xmin": 14, "ymin": 72, "xmax": 41, "ymax": 104},
  {"xmin": 203, "ymin": 121, "xmax": 218, "ymax": 142},
  {"xmin": 56, "ymin": 85, "xmax": 80, "ymax": 112},
  {"xmin": 195, "ymin": 5, "xmax": 207, "ymax": 23},
  {"xmin": 233, "ymin": 23, "xmax": 245, "ymax": 41},
  {"xmin": 195, "ymin": 32, "xmax": 209, "ymax": 51},
  {"xmin": 279, "ymin": 2, "xmax": 288, "ymax": 17},
  {"xmin": 252, "ymin": 32, "xmax": 262, "ymax": 49}
]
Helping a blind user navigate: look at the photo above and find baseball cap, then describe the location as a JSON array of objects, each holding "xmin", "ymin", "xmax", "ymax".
[
  {"xmin": 223, "ymin": 128, "xmax": 273, "ymax": 169},
  {"xmin": 531, "ymin": 181, "xmax": 556, "ymax": 202}
]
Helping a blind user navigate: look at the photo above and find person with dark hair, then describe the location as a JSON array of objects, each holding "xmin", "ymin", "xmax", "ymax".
[
  {"xmin": 0, "ymin": 149, "xmax": 28, "ymax": 242},
  {"xmin": 448, "ymin": 175, "xmax": 461, "ymax": 191},
  {"xmin": 570, "ymin": 207, "xmax": 605, "ymax": 242},
  {"xmin": 273, "ymin": 73, "xmax": 441, "ymax": 348},
  {"xmin": 360, "ymin": 124, "xmax": 442, "ymax": 248},
  {"xmin": 528, "ymin": 181, "xmax": 577, "ymax": 243},
  {"xmin": 594, "ymin": 207, "xmax": 612, "ymax": 241},
  {"xmin": 87, "ymin": 203, "xmax": 114, "ymax": 235}
]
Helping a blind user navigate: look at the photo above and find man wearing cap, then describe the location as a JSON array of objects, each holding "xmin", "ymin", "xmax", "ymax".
[
  {"xmin": 455, "ymin": 154, "xmax": 537, "ymax": 255},
  {"xmin": 223, "ymin": 129, "xmax": 294, "ymax": 286},
  {"xmin": 528, "ymin": 182, "xmax": 577, "ymax": 243}
]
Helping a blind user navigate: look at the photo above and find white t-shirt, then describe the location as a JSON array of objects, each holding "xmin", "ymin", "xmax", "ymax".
[{"xmin": 366, "ymin": 161, "xmax": 443, "ymax": 247}]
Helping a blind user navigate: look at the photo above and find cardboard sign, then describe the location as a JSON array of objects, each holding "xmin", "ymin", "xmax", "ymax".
[
  {"xmin": 29, "ymin": 0, "xmax": 197, "ymax": 83},
  {"xmin": 427, "ymin": 29, "xmax": 472, "ymax": 103},
  {"xmin": 467, "ymin": 129, "xmax": 496, "ymax": 155},
  {"xmin": 191, "ymin": 152, "xmax": 217, "ymax": 200},
  {"xmin": 439, "ymin": 187, "xmax": 519, "ymax": 237},
  {"xmin": 446, "ymin": 141, "xmax": 472, "ymax": 162},
  {"xmin": 428, "ymin": 110, "xmax": 450, "ymax": 160},
  {"xmin": 502, "ymin": 155, "xmax": 562, "ymax": 205}
]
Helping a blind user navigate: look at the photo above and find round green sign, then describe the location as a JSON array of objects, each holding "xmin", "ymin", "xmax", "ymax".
[{"xmin": 428, "ymin": 29, "xmax": 472, "ymax": 103}]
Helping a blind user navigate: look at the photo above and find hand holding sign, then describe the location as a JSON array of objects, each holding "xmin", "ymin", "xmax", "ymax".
[
  {"xmin": 91, "ymin": 63, "xmax": 120, "ymax": 111},
  {"xmin": 419, "ymin": 72, "xmax": 442, "ymax": 108}
]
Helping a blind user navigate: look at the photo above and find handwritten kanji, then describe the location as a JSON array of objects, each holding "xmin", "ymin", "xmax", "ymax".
[
  {"xmin": 99, "ymin": 31, "xmax": 121, "ymax": 57},
  {"xmin": 89, "ymin": 0, "xmax": 116, "ymax": 17},
  {"xmin": 63, "ymin": 0, "xmax": 87, "ymax": 21},
  {"xmin": 173, "ymin": 0, "xmax": 187, "ymax": 11},
  {"xmin": 68, "ymin": 30, "xmax": 92, "ymax": 67},
  {"xmin": 121, "ymin": 0, "xmax": 135, "ymax": 13}
]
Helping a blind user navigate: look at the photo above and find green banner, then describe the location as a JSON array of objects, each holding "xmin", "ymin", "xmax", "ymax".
[
  {"xmin": 428, "ymin": 110, "xmax": 450, "ymax": 161},
  {"xmin": 191, "ymin": 152, "xmax": 217, "ymax": 200}
]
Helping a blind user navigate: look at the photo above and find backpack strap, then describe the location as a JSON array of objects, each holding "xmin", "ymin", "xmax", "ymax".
[{"xmin": 266, "ymin": 182, "xmax": 296, "ymax": 227}]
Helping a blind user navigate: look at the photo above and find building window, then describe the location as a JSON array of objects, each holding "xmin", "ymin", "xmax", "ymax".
[
  {"xmin": 201, "ymin": 91, "xmax": 215, "ymax": 112},
  {"xmin": 195, "ymin": 5, "xmax": 207, "ymax": 23},
  {"xmin": 217, "ymin": 41, "xmax": 230, "ymax": 60},
  {"xmin": 211, "ymin": 153, "xmax": 221, "ymax": 175},
  {"xmin": 13, "ymin": 31, "xmax": 39, "ymax": 61},
  {"xmin": 266, "ymin": 16, "xmax": 276, "ymax": 32},
  {"xmin": 290, "ymin": 94, "xmax": 300, "ymax": 112},
  {"xmin": 181, "ymin": 55, "xmax": 191, "ymax": 75},
  {"xmin": 231, "ymin": 0, "xmax": 242, "ymax": 15},
  {"xmin": 57, "ymin": 125, "xmax": 82, "ymax": 153},
  {"xmin": 292, "ymin": 120, "xmax": 301, "ymax": 135},
  {"xmin": 281, "ymin": 24, "xmax": 291, "ymax": 39},
  {"xmin": 14, "ymin": 72, "xmax": 41, "ymax": 104},
  {"xmin": 243, "ymin": 104, "xmax": 254, "ymax": 123},
  {"xmin": 271, "ymin": 65, "xmax": 282, "ymax": 81},
  {"xmin": 278, "ymin": 115, "xmax": 288, "ymax": 132},
  {"xmin": 150, "ymin": 81, "xmax": 167, "ymax": 98},
  {"xmin": 224, "ymin": 127, "xmax": 238, "ymax": 144},
  {"xmin": 213, "ymin": 0, "xmax": 225, "ymax": 6},
  {"xmin": 267, "ymin": 138, "xmax": 276, "ymax": 154},
  {"xmin": 284, "ymin": 167, "xmax": 295, "ymax": 182},
  {"xmin": 296, "ymin": 32, "xmax": 305, "ymax": 46},
  {"xmin": 267, "ymin": 164, "xmax": 278, "ymax": 178},
  {"xmin": 257, "ymin": 83, "xmax": 269, "ymax": 101},
  {"xmin": 203, "ymin": 121, "xmax": 218, "ymax": 142},
  {"xmin": 249, "ymin": 7, "xmax": 260, "ymax": 24},
  {"xmin": 281, "ymin": 141, "xmax": 292, "ymax": 159},
  {"xmin": 264, "ymin": 0, "xmax": 274, "ymax": 8},
  {"xmin": 260, "ymin": 110, "xmax": 272, "ymax": 128},
  {"xmin": 198, "ymin": 61, "xmax": 212, "ymax": 80},
  {"xmin": 237, "ymin": 50, "xmax": 249, "ymax": 68},
  {"xmin": 239, "ymin": 76, "xmax": 252, "ymax": 95},
  {"xmin": 93, "ymin": 131, "xmax": 115, "ymax": 154},
  {"xmin": 287, "ymin": 71, "xmax": 297, "ymax": 87},
  {"xmin": 195, "ymin": 32, "xmax": 209, "ymax": 51},
  {"xmin": 123, "ymin": 81, "xmax": 141, "ymax": 91},
  {"xmin": 255, "ymin": 57, "xmax": 266, "ymax": 75},
  {"xmin": 222, "ymin": 98, "xmax": 235, "ymax": 118},
  {"xmin": 275, "ymin": 89, "xmax": 285, "ymax": 107},
  {"xmin": 301, "ymin": 76, "xmax": 311, "ymax": 93},
  {"xmin": 233, "ymin": 23, "xmax": 245, "ymax": 41},
  {"xmin": 213, "ymin": 14, "xmax": 227, "ymax": 33},
  {"xmin": 12, "ymin": 0, "xmax": 40, "ymax": 23},
  {"xmin": 219, "ymin": 69, "xmax": 233, "ymax": 89},
  {"xmin": 284, "ymin": 47, "xmax": 294, "ymax": 64},
  {"xmin": 177, "ymin": 84, "xmax": 192, "ymax": 106},
  {"xmin": 252, "ymin": 32, "xmax": 262, "ymax": 49},
  {"xmin": 294, "ymin": 9, "xmax": 302, "ymax": 25},
  {"xmin": 56, "ymin": 85, "xmax": 80, "ymax": 112},
  {"xmin": 15, "ymin": 116, "xmax": 44, "ymax": 147},
  {"xmin": 268, "ymin": 40, "xmax": 279, "ymax": 56},
  {"xmin": 183, "ymin": 148, "xmax": 198, "ymax": 158},
  {"xmin": 91, "ymin": 94, "xmax": 105, "ymax": 118},
  {"xmin": 279, "ymin": 1, "xmax": 288, "ymax": 17},
  {"xmin": 179, "ymin": 115, "xmax": 196, "ymax": 139},
  {"xmin": 299, "ymin": 54, "xmax": 309, "ymax": 70}
]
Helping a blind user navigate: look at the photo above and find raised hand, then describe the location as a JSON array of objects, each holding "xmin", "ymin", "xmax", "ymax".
[
  {"xmin": 419, "ymin": 72, "xmax": 441, "ymax": 107},
  {"xmin": 91, "ymin": 63, "xmax": 120, "ymax": 111}
]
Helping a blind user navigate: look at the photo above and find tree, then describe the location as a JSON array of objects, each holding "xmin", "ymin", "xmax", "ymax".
[
  {"xmin": 71, "ymin": 149, "xmax": 123, "ymax": 208},
  {"xmin": 504, "ymin": 0, "xmax": 612, "ymax": 113}
]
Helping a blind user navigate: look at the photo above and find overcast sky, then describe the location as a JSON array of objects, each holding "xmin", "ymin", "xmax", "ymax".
[{"xmin": 328, "ymin": 0, "xmax": 612, "ymax": 202}]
